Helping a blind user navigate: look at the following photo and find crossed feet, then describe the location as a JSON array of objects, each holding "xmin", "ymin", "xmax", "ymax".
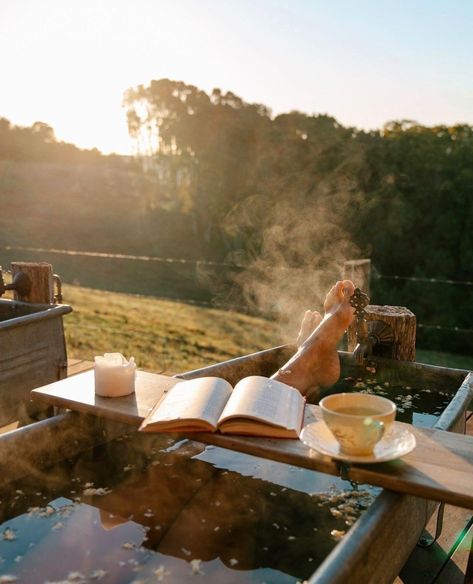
[{"xmin": 271, "ymin": 280, "xmax": 356, "ymax": 397}]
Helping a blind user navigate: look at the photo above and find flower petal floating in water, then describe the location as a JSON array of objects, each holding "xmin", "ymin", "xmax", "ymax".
[
  {"xmin": 2, "ymin": 528, "xmax": 16, "ymax": 541},
  {"xmin": 67, "ymin": 573, "xmax": 86, "ymax": 581},
  {"xmin": 82, "ymin": 488, "xmax": 112, "ymax": 497},
  {"xmin": 190, "ymin": 559, "xmax": 204, "ymax": 575},
  {"xmin": 330, "ymin": 529, "xmax": 346, "ymax": 541},
  {"xmin": 154, "ymin": 565, "xmax": 171, "ymax": 581},
  {"xmin": 89, "ymin": 570, "xmax": 108, "ymax": 580}
]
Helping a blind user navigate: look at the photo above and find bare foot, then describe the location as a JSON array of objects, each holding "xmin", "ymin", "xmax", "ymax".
[
  {"xmin": 272, "ymin": 280, "xmax": 356, "ymax": 396},
  {"xmin": 296, "ymin": 310, "xmax": 322, "ymax": 346}
]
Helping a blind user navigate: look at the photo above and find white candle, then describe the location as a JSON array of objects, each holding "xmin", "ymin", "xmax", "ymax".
[{"xmin": 94, "ymin": 353, "xmax": 136, "ymax": 397}]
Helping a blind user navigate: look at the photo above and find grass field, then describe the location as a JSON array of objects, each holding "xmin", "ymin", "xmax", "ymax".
[
  {"xmin": 62, "ymin": 284, "xmax": 473, "ymax": 375},
  {"xmin": 63, "ymin": 284, "xmax": 285, "ymax": 375},
  {"xmin": 415, "ymin": 349, "xmax": 473, "ymax": 370}
]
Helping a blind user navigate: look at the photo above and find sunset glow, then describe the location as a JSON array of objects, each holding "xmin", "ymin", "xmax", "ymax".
[{"xmin": 1, "ymin": 0, "xmax": 472, "ymax": 154}]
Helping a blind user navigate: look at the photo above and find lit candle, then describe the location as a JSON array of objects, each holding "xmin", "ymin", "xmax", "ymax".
[{"xmin": 94, "ymin": 353, "xmax": 136, "ymax": 397}]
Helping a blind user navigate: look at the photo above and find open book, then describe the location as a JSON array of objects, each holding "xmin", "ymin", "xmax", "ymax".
[{"xmin": 139, "ymin": 375, "xmax": 305, "ymax": 439}]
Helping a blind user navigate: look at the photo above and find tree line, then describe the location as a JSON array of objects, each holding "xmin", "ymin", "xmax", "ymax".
[
  {"xmin": 1, "ymin": 80, "xmax": 472, "ymax": 352},
  {"xmin": 124, "ymin": 79, "xmax": 473, "ymax": 352},
  {"xmin": 0, "ymin": 117, "xmax": 129, "ymax": 167}
]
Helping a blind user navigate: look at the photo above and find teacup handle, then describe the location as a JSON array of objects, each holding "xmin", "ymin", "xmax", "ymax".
[
  {"xmin": 372, "ymin": 420, "xmax": 385, "ymax": 442},
  {"xmin": 363, "ymin": 418, "xmax": 385, "ymax": 442}
]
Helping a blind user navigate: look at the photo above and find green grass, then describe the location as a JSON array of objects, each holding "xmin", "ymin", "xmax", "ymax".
[
  {"xmin": 415, "ymin": 349, "xmax": 473, "ymax": 371},
  {"xmin": 63, "ymin": 284, "xmax": 473, "ymax": 376},
  {"xmin": 63, "ymin": 284, "xmax": 284, "ymax": 375}
]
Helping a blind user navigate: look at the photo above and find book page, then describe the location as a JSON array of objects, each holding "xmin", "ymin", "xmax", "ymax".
[
  {"xmin": 144, "ymin": 377, "xmax": 232, "ymax": 429},
  {"xmin": 217, "ymin": 376, "xmax": 304, "ymax": 432}
]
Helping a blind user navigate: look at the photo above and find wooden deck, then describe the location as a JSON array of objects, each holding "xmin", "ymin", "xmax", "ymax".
[{"xmin": 66, "ymin": 359, "xmax": 473, "ymax": 583}]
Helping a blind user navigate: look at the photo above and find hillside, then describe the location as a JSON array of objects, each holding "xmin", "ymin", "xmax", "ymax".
[
  {"xmin": 0, "ymin": 158, "xmax": 215, "ymax": 260},
  {"xmin": 0, "ymin": 159, "xmax": 149, "ymax": 253},
  {"xmin": 63, "ymin": 284, "xmax": 285, "ymax": 375}
]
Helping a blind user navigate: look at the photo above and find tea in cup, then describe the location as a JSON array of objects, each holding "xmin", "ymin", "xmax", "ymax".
[{"xmin": 319, "ymin": 392, "xmax": 396, "ymax": 456}]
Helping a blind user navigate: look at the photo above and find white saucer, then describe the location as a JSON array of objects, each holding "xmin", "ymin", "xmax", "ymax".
[{"xmin": 300, "ymin": 421, "xmax": 416, "ymax": 464}]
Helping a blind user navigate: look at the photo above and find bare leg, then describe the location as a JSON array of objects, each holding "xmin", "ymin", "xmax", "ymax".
[{"xmin": 272, "ymin": 280, "xmax": 355, "ymax": 396}]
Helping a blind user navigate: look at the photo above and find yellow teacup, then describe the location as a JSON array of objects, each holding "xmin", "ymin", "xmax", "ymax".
[{"xmin": 319, "ymin": 392, "xmax": 396, "ymax": 456}]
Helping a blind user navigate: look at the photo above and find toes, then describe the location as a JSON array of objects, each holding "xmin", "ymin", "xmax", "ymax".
[
  {"xmin": 324, "ymin": 280, "xmax": 356, "ymax": 313},
  {"xmin": 342, "ymin": 279, "xmax": 356, "ymax": 298},
  {"xmin": 296, "ymin": 310, "xmax": 322, "ymax": 347},
  {"xmin": 297, "ymin": 310, "xmax": 314, "ymax": 345},
  {"xmin": 328, "ymin": 281, "xmax": 344, "ymax": 298},
  {"xmin": 324, "ymin": 281, "xmax": 342, "ymax": 312},
  {"xmin": 302, "ymin": 309, "xmax": 313, "ymax": 330},
  {"xmin": 334, "ymin": 281, "xmax": 346, "ymax": 299},
  {"xmin": 297, "ymin": 310, "xmax": 323, "ymax": 346},
  {"xmin": 312, "ymin": 310, "xmax": 322, "ymax": 327}
]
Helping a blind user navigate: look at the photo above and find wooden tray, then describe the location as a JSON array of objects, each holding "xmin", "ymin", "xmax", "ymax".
[{"xmin": 32, "ymin": 370, "xmax": 473, "ymax": 510}]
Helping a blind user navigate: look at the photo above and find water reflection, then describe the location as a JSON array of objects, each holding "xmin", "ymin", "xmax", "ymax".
[{"xmin": 0, "ymin": 435, "xmax": 376, "ymax": 583}]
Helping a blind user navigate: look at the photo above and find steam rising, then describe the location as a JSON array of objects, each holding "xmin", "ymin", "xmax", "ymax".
[{"xmin": 224, "ymin": 184, "xmax": 361, "ymax": 340}]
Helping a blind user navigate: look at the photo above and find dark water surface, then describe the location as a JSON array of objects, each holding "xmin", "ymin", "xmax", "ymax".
[
  {"xmin": 0, "ymin": 435, "xmax": 377, "ymax": 584},
  {"xmin": 0, "ymin": 377, "xmax": 456, "ymax": 583},
  {"xmin": 331, "ymin": 373, "xmax": 456, "ymax": 428}
]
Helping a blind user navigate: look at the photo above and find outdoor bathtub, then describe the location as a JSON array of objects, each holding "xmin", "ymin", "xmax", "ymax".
[
  {"xmin": 0, "ymin": 298, "xmax": 72, "ymax": 426},
  {"xmin": 0, "ymin": 346, "xmax": 471, "ymax": 583}
]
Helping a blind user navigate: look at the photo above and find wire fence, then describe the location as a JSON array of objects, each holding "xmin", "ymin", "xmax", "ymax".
[
  {"xmin": 374, "ymin": 272, "xmax": 473, "ymax": 287},
  {"xmin": 417, "ymin": 323, "xmax": 473, "ymax": 333},
  {"xmin": 0, "ymin": 244, "xmax": 246, "ymax": 269},
  {"xmin": 1, "ymin": 244, "xmax": 472, "ymax": 334},
  {"xmin": 372, "ymin": 269, "xmax": 473, "ymax": 335}
]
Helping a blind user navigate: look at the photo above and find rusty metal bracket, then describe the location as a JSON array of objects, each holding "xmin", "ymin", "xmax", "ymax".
[
  {"xmin": 417, "ymin": 503, "xmax": 445, "ymax": 548},
  {"xmin": 53, "ymin": 274, "xmax": 63, "ymax": 303},
  {"xmin": 1, "ymin": 270, "xmax": 32, "ymax": 298}
]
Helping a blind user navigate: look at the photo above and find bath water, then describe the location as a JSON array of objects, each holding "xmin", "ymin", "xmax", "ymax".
[
  {"xmin": 0, "ymin": 434, "xmax": 377, "ymax": 583},
  {"xmin": 331, "ymin": 375, "xmax": 456, "ymax": 428},
  {"xmin": 0, "ymin": 376, "xmax": 456, "ymax": 583}
]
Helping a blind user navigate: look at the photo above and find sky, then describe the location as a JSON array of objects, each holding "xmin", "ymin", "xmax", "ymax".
[{"xmin": 1, "ymin": 0, "xmax": 472, "ymax": 154}]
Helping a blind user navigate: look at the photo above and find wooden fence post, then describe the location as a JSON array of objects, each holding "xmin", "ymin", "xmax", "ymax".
[
  {"xmin": 343, "ymin": 259, "xmax": 371, "ymax": 296},
  {"xmin": 11, "ymin": 262, "xmax": 54, "ymax": 304},
  {"xmin": 347, "ymin": 305, "xmax": 417, "ymax": 361},
  {"xmin": 343, "ymin": 259, "xmax": 416, "ymax": 361}
]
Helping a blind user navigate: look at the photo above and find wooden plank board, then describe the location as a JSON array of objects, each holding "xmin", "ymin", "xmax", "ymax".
[
  {"xmin": 0, "ymin": 421, "xmax": 19, "ymax": 436},
  {"xmin": 31, "ymin": 370, "xmax": 473, "ymax": 510},
  {"xmin": 32, "ymin": 369, "xmax": 181, "ymax": 425},
  {"xmin": 67, "ymin": 359, "xmax": 94, "ymax": 377}
]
